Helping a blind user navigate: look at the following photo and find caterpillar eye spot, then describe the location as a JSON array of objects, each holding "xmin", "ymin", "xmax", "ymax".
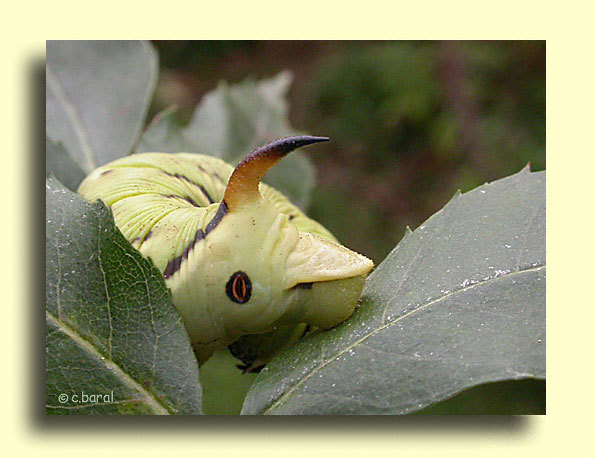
[
  {"xmin": 78, "ymin": 136, "xmax": 374, "ymax": 367},
  {"xmin": 226, "ymin": 271, "xmax": 252, "ymax": 304}
]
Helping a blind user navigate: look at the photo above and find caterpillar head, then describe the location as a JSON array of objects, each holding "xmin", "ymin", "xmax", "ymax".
[{"xmin": 172, "ymin": 137, "xmax": 374, "ymax": 360}]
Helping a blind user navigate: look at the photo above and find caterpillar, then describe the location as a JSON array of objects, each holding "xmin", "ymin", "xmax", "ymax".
[{"xmin": 78, "ymin": 136, "xmax": 374, "ymax": 368}]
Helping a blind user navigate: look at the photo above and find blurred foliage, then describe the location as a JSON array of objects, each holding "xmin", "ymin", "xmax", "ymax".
[
  {"xmin": 151, "ymin": 40, "xmax": 545, "ymax": 266},
  {"xmin": 150, "ymin": 41, "xmax": 545, "ymax": 414}
]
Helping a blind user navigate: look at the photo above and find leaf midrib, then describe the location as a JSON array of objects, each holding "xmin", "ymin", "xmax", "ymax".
[
  {"xmin": 46, "ymin": 310, "xmax": 170, "ymax": 415},
  {"xmin": 46, "ymin": 64, "xmax": 97, "ymax": 172},
  {"xmin": 261, "ymin": 263, "xmax": 545, "ymax": 414}
]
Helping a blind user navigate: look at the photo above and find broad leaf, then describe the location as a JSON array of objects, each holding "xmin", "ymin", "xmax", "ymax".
[
  {"xmin": 46, "ymin": 176, "xmax": 201, "ymax": 415},
  {"xmin": 184, "ymin": 71, "xmax": 295, "ymax": 159},
  {"xmin": 135, "ymin": 106, "xmax": 199, "ymax": 154},
  {"xmin": 46, "ymin": 40, "xmax": 158, "ymax": 173},
  {"xmin": 136, "ymin": 72, "xmax": 316, "ymax": 209},
  {"xmin": 414, "ymin": 379, "xmax": 545, "ymax": 414},
  {"xmin": 242, "ymin": 167, "xmax": 545, "ymax": 415},
  {"xmin": 45, "ymin": 137, "xmax": 86, "ymax": 190}
]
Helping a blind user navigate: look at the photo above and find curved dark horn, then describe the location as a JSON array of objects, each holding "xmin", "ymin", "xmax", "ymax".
[{"xmin": 223, "ymin": 136, "xmax": 329, "ymax": 211}]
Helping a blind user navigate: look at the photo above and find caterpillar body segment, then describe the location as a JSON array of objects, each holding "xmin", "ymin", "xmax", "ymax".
[{"xmin": 79, "ymin": 137, "xmax": 374, "ymax": 365}]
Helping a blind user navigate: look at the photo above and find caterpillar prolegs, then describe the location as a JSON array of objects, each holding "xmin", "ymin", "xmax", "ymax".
[{"xmin": 78, "ymin": 136, "xmax": 374, "ymax": 369}]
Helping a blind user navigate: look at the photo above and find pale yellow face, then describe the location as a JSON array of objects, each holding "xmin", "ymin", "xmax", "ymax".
[{"xmin": 165, "ymin": 197, "xmax": 373, "ymax": 354}]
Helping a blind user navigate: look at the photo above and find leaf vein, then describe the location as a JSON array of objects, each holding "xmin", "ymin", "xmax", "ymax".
[
  {"xmin": 46, "ymin": 64, "xmax": 97, "ymax": 171},
  {"xmin": 380, "ymin": 210, "xmax": 448, "ymax": 325},
  {"xmin": 263, "ymin": 264, "xmax": 545, "ymax": 414},
  {"xmin": 96, "ymin": 215, "xmax": 114, "ymax": 359},
  {"xmin": 46, "ymin": 310, "xmax": 170, "ymax": 415}
]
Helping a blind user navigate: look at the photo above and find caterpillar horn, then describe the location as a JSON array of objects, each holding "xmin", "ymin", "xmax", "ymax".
[{"xmin": 223, "ymin": 136, "xmax": 329, "ymax": 211}]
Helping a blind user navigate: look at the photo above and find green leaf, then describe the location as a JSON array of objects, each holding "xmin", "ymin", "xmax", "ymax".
[
  {"xmin": 45, "ymin": 176, "xmax": 201, "ymax": 415},
  {"xmin": 135, "ymin": 106, "xmax": 199, "ymax": 154},
  {"xmin": 184, "ymin": 71, "xmax": 295, "ymax": 159},
  {"xmin": 45, "ymin": 137, "xmax": 86, "ymax": 190},
  {"xmin": 242, "ymin": 167, "xmax": 545, "ymax": 415},
  {"xmin": 46, "ymin": 40, "xmax": 158, "ymax": 173},
  {"xmin": 136, "ymin": 72, "xmax": 316, "ymax": 209},
  {"xmin": 414, "ymin": 379, "xmax": 545, "ymax": 414}
]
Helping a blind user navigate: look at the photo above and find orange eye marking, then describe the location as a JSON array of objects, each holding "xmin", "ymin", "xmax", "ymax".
[
  {"xmin": 233, "ymin": 275, "xmax": 245, "ymax": 301},
  {"xmin": 226, "ymin": 271, "xmax": 252, "ymax": 304}
]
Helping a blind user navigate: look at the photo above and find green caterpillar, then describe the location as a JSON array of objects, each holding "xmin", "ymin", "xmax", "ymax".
[{"xmin": 78, "ymin": 136, "xmax": 374, "ymax": 369}]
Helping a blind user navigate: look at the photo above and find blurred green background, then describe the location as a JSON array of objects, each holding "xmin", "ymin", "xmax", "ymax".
[
  {"xmin": 151, "ymin": 40, "xmax": 545, "ymax": 265},
  {"xmin": 149, "ymin": 41, "xmax": 546, "ymax": 414}
]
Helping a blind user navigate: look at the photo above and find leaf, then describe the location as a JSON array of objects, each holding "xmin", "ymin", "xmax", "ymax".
[
  {"xmin": 242, "ymin": 167, "xmax": 545, "ymax": 415},
  {"xmin": 414, "ymin": 379, "xmax": 545, "ymax": 414},
  {"xmin": 136, "ymin": 72, "xmax": 316, "ymax": 209},
  {"xmin": 45, "ymin": 176, "xmax": 201, "ymax": 415},
  {"xmin": 46, "ymin": 40, "xmax": 158, "ymax": 173},
  {"xmin": 45, "ymin": 137, "xmax": 86, "ymax": 190},
  {"xmin": 184, "ymin": 71, "xmax": 295, "ymax": 159},
  {"xmin": 135, "ymin": 106, "xmax": 199, "ymax": 154}
]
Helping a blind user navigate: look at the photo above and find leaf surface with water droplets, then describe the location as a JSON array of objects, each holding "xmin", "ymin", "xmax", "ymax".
[{"xmin": 242, "ymin": 168, "xmax": 545, "ymax": 414}]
